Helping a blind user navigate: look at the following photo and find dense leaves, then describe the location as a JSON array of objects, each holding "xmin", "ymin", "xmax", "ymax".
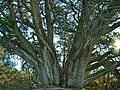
[
  {"xmin": 87, "ymin": 69, "xmax": 120, "ymax": 89},
  {"xmin": 0, "ymin": 48, "xmax": 40, "ymax": 88},
  {"xmin": 0, "ymin": 63, "xmax": 41, "ymax": 88}
]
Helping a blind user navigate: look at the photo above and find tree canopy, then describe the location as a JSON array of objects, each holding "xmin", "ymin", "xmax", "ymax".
[{"xmin": 0, "ymin": 0, "xmax": 120, "ymax": 89}]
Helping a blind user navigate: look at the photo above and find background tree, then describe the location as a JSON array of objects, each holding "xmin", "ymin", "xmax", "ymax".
[
  {"xmin": 0, "ymin": 63, "xmax": 41, "ymax": 88},
  {"xmin": 0, "ymin": 46, "xmax": 41, "ymax": 89},
  {"xmin": 0, "ymin": 0, "xmax": 120, "ymax": 89}
]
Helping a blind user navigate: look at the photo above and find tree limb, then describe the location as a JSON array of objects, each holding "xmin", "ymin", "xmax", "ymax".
[{"xmin": 84, "ymin": 62, "xmax": 119, "ymax": 86}]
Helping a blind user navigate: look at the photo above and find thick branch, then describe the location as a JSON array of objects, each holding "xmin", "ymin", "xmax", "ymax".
[
  {"xmin": 30, "ymin": 0, "xmax": 60, "ymax": 85},
  {"xmin": 84, "ymin": 62, "xmax": 119, "ymax": 86},
  {"xmin": 30, "ymin": 0, "xmax": 58, "ymax": 63},
  {"xmin": 8, "ymin": 1, "xmax": 37, "ymax": 58},
  {"xmin": 98, "ymin": 22, "xmax": 120, "ymax": 36},
  {"xmin": 45, "ymin": 0, "xmax": 53, "ymax": 44},
  {"xmin": 5, "ymin": 40, "xmax": 38, "ymax": 66}
]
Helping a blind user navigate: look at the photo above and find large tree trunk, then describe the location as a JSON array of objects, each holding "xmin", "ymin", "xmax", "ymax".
[
  {"xmin": 1, "ymin": 0, "xmax": 120, "ymax": 89},
  {"xmin": 35, "ymin": 63, "xmax": 49, "ymax": 86},
  {"xmin": 60, "ymin": 32, "xmax": 94, "ymax": 89},
  {"xmin": 66, "ymin": 59, "xmax": 87, "ymax": 89}
]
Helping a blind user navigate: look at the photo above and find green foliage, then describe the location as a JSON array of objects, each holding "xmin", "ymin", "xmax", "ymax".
[
  {"xmin": 0, "ymin": 46, "xmax": 7, "ymax": 60},
  {"xmin": 87, "ymin": 73, "xmax": 119, "ymax": 89},
  {"xmin": 77, "ymin": 22, "xmax": 84, "ymax": 31},
  {"xmin": 0, "ymin": 17, "xmax": 17, "ymax": 44},
  {"xmin": 0, "ymin": 47, "xmax": 40, "ymax": 88},
  {"xmin": 0, "ymin": 17, "xmax": 15, "ymax": 29},
  {"xmin": 0, "ymin": 63, "xmax": 41, "ymax": 88}
]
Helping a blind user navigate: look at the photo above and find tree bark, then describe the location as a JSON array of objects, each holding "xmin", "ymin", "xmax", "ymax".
[
  {"xmin": 1, "ymin": 0, "xmax": 120, "ymax": 89},
  {"xmin": 61, "ymin": 31, "xmax": 94, "ymax": 88}
]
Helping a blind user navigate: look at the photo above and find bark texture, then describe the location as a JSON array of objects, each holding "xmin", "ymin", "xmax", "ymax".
[{"xmin": 0, "ymin": 0, "xmax": 120, "ymax": 89}]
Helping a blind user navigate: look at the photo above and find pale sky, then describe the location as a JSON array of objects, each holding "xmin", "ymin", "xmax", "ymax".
[{"xmin": 15, "ymin": 27, "xmax": 120, "ymax": 71}]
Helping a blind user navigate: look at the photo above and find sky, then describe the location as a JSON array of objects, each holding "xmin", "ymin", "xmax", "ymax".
[
  {"xmin": 15, "ymin": 27, "xmax": 120, "ymax": 71},
  {"xmin": 15, "ymin": 36, "xmax": 60, "ymax": 71}
]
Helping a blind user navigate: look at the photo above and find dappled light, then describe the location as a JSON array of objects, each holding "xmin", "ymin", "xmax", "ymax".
[
  {"xmin": 0, "ymin": 0, "xmax": 120, "ymax": 89},
  {"xmin": 113, "ymin": 38, "xmax": 120, "ymax": 53}
]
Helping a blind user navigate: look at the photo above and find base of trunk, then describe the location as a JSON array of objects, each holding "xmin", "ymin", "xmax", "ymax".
[{"xmin": 35, "ymin": 87, "xmax": 83, "ymax": 90}]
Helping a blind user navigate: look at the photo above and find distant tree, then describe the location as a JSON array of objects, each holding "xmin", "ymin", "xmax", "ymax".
[
  {"xmin": 0, "ymin": 47, "xmax": 40, "ymax": 88},
  {"xmin": 0, "ymin": 63, "xmax": 41, "ymax": 88},
  {"xmin": 0, "ymin": 0, "xmax": 120, "ymax": 89}
]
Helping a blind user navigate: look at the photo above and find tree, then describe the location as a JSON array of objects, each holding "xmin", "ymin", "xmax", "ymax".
[
  {"xmin": 0, "ymin": 0, "xmax": 120, "ymax": 89},
  {"xmin": 0, "ymin": 47, "xmax": 40, "ymax": 89},
  {"xmin": 0, "ymin": 62, "xmax": 41, "ymax": 88},
  {"xmin": 87, "ymin": 66, "xmax": 120, "ymax": 89}
]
